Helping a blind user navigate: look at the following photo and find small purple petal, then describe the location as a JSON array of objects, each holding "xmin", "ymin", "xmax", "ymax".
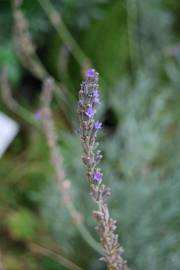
[
  {"xmin": 93, "ymin": 171, "xmax": 103, "ymax": 182},
  {"xmin": 86, "ymin": 68, "xmax": 95, "ymax": 78},
  {"xmin": 79, "ymin": 99, "xmax": 83, "ymax": 106},
  {"xmin": 95, "ymin": 121, "xmax": 102, "ymax": 129},
  {"xmin": 34, "ymin": 111, "xmax": 42, "ymax": 120},
  {"xmin": 93, "ymin": 97, "xmax": 100, "ymax": 104},
  {"xmin": 93, "ymin": 89, "xmax": 99, "ymax": 98},
  {"xmin": 92, "ymin": 89, "xmax": 100, "ymax": 104},
  {"xmin": 85, "ymin": 107, "xmax": 94, "ymax": 118}
]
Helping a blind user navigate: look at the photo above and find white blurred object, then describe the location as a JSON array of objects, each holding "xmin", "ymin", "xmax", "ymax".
[{"xmin": 0, "ymin": 112, "xmax": 19, "ymax": 157}]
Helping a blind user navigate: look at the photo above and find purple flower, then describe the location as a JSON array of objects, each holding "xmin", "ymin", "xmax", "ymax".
[
  {"xmin": 93, "ymin": 97, "xmax": 100, "ymax": 104},
  {"xmin": 95, "ymin": 121, "xmax": 102, "ymax": 129},
  {"xmin": 92, "ymin": 89, "xmax": 100, "ymax": 104},
  {"xmin": 79, "ymin": 99, "xmax": 84, "ymax": 106},
  {"xmin": 34, "ymin": 110, "xmax": 42, "ymax": 120},
  {"xmin": 86, "ymin": 68, "xmax": 95, "ymax": 78},
  {"xmin": 93, "ymin": 170, "xmax": 103, "ymax": 182},
  {"xmin": 85, "ymin": 107, "xmax": 94, "ymax": 118},
  {"xmin": 93, "ymin": 89, "xmax": 99, "ymax": 98}
]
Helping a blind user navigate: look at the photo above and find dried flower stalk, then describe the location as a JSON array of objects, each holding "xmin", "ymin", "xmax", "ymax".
[
  {"xmin": 40, "ymin": 78, "xmax": 103, "ymax": 254},
  {"xmin": 12, "ymin": 2, "xmax": 47, "ymax": 80},
  {"xmin": 78, "ymin": 69, "xmax": 127, "ymax": 270},
  {"xmin": 12, "ymin": 1, "xmax": 76, "ymax": 126}
]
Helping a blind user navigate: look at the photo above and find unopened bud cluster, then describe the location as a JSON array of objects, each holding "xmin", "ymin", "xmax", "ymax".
[{"xmin": 78, "ymin": 69, "xmax": 103, "ymax": 185}]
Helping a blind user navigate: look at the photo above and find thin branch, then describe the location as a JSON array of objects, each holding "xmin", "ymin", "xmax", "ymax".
[
  {"xmin": 37, "ymin": 0, "xmax": 91, "ymax": 70},
  {"xmin": 126, "ymin": 0, "xmax": 140, "ymax": 72},
  {"xmin": 0, "ymin": 68, "xmax": 39, "ymax": 128},
  {"xmin": 29, "ymin": 242, "xmax": 83, "ymax": 270}
]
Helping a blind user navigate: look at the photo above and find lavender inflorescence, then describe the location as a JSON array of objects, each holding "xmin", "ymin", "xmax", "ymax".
[
  {"xmin": 78, "ymin": 69, "xmax": 126, "ymax": 270},
  {"xmin": 78, "ymin": 69, "xmax": 103, "ymax": 185}
]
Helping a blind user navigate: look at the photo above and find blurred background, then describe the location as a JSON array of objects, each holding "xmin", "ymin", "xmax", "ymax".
[{"xmin": 0, "ymin": 0, "xmax": 180, "ymax": 269}]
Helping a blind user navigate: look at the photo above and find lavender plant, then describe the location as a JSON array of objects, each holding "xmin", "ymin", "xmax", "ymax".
[{"xmin": 78, "ymin": 69, "xmax": 127, "ymax": 270}]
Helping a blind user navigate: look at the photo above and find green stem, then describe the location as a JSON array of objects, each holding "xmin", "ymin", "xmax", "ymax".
[
  {"xmin": 38, "ymin": 0, "xmax": 90, "ymax": 68},
  {"xmin": 67, "ymin": 203, "xmax": 104, "ymax": 255},
  {"xmin": 29, "ymin": 242, "xmax": 83, "ymax": 270},
  {"xmin": 15, "ymin": 104, "xmax": 40, "ymax": 127},
  {"xmin": 126, "ymin": 0, "xmax": 140, "ymax": 72}
]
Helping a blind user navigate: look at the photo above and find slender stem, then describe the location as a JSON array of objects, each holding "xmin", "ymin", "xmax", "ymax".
[
  {"xmin": 0, "ymin": 68, "xmax": 39, "ymax": 128},
  {"xmin": 29, "ymin": 242, "xmax": 83, "ymax": 270},
  {"xmin": 126, "ymin": 0, "xmax": 140, "ymax": 72},
  {"xmin": 38, "ymin": 0, "xmax": 91, "ymax": 68},
  {"xmin": 66, "ymin": 203, "xmax": 103, "ymax": 255}
]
